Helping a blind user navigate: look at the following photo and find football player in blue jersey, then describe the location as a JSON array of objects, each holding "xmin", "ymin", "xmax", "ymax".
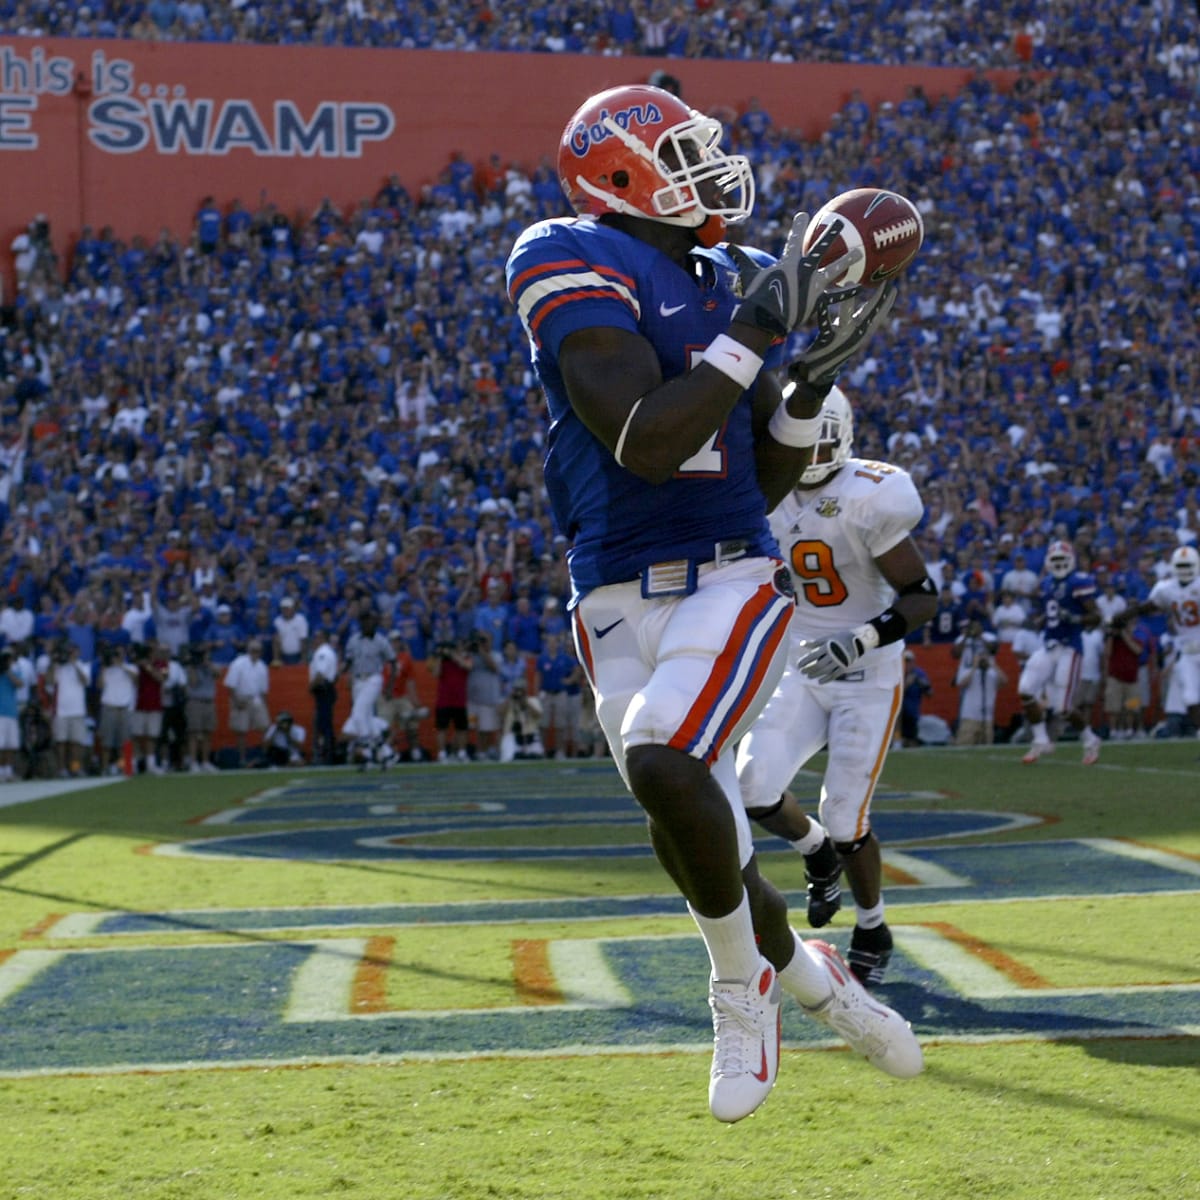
[
  {"xmin": 1018, "ymin": 538, "xmax": 1104, "ymax": 764},
  {"xmin": 506, "ymin": 83, "xmax": 921, "ymax": 1123}
]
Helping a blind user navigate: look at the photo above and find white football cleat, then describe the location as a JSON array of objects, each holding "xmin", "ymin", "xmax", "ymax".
[
  {"xmin": 707, "ymin": 959, "xmax": 781, "ymax": 1123},
  {"xmin": 1081, "ymin": 730, "xmax": 1101, "ymax": 766},
  {"xmin": 802, "ymin": 940, "xmax": 923, "ymax": 1079},
  {"xmin": 1022, "ymin": 739, "xmax": 1055, "ymax": 765}
]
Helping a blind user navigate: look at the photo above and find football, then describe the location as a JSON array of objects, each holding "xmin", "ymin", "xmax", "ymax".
[{"xmin": 803, "ymin": 187, "xmax": 924, "ymax": 287}]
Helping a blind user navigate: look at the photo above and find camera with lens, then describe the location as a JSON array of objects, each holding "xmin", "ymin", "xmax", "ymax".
[
  {"xmin": 1108, "ymin": 612, "xmax": 1129, "ymax": 632},
  {"xmin": 132, "ymin": 642, "xmax": 151, "ymax": 661}
]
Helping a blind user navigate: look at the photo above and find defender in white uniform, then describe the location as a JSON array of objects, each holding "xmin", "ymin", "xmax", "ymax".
[
  {"xmin": 1133, "ymin": 545, "xmax": 1200, "ymax": 734},
  {"xmin": 736, "ymin": 387, "xmax": 937, "ymax": 987}
]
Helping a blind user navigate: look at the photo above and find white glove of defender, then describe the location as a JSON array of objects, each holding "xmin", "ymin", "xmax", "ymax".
[{"xmin": 796, "ymin": 630, "xmax": 868, "ymax": 683}]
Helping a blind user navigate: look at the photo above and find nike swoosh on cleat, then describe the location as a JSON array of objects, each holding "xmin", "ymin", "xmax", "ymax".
[
  {"xmin": 752, "ymin": 1043, "xmax": 769, "ymax": 1082},
  {"xmin": 592, "ymin": 619, "xmax": 623, "ymax": 639},
  {"xmin": 659, "ymin": 301, "xmax": 686, "ymax": 316}
]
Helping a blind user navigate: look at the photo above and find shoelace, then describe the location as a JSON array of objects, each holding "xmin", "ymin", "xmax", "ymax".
[{"xmin": 709, "ymin": 987, "xmax": 763, "ymax": 1074}]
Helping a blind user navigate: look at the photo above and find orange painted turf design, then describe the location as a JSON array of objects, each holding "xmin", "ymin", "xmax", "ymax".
[
  {"xmin": 20, "ymin": 913, "xmax": 62, "ymax": 940},
  {"xmin": 351, "ymin": 935, "xmax": 395, "ymax": 1014},
  {"xmin": 512, "ymin": 938, "xmax": 564, "ymax": 1006},
  {"xmin": 919, "ymin": 920, "xmax": 1053, "ymax": 990}
]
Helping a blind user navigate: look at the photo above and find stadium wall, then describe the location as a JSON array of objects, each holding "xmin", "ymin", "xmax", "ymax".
[
  {"xmin": 0, "ymin": 36, "xmax": 1016, "ymax": 293},
  {"xmin": 221, "ymin": 644, "xmax": 1103, "ymax": 755}
]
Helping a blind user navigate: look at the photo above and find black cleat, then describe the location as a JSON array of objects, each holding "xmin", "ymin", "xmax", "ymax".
[
  {"xmin": 848, "ymin": 923, "xmax": 893, "ymax": 989},
  {"xmin": 803, "ymin": 838, "xmax": 843, "ymax": 928}
]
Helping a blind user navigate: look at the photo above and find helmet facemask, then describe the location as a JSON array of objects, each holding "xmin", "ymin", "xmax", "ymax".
[
  {"xmin": 1171, "ymin": 546, "xmax": 1199, "ymax": 584},
  {"xmin": 1046, "ymin": 542, "xmax": 1076, "ymax": 579},
  {"xmin": 791, "ymin": 385, "xmax": 853, "ymax": 487}
]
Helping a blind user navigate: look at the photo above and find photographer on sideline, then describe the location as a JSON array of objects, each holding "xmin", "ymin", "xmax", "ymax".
[
  {"xmin": 953, "ymin": 620, "xmax": 1007, "ymax": 745},
  {"xmin": 97, "ymin": 643, "xmax": 138, "ymax": 775},
  {"xmin": 499, "ymin": 678, "xmax": 544, "ymax": 762},
  {"xmin": 261, "ymin": 710, "xmax": 306, "ymax": 767}
]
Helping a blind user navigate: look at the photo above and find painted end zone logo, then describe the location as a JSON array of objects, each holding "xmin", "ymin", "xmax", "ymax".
[
  {"xmin": 168, "ymin": 774, "xmax": 1037, "ymax": 864},
  {"xmin": 1, "ymin": 770, "xmax": 1197, "ymax": 1077}
]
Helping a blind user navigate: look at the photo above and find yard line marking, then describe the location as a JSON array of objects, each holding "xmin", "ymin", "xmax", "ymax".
[
  {"xmin": 900, "ymin": 923, "xmax": 1051, "ymax": 993},
  {"xmin": 550, "ymin": 939, "xmax": 635, "ymax": 1009},
  {"xmin": 283, "ymin": 937, "xmax": 633, "ymax": 1023},
  {"xmin": 883, "ymin": 850, "xmax": 969, "ymax": 888},
  {"xmin": 1078, "ymin": 837, "xmax": 1200, "ymax": 876},
  {"xmin": 284, "ymin": 938, "xmax": 368, "ymax": 1021},
  {"xmin": 0, "ymin": 948, "xmax": 64, "ymax": 1002}
]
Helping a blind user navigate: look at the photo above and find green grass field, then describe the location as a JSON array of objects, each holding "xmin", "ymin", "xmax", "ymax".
[{"xmin": 1, "ymin": 741, "xmax": 1198, "ymax": 1200}]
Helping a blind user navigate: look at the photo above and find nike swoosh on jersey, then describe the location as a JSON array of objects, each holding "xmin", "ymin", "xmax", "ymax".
[
  {"xmin": 593, "ymin": 619, "xmax": 623, "ymax": 639},
  {"xmin": 658, "ymin": 301, "xmax": 687, "ymax": 317}
]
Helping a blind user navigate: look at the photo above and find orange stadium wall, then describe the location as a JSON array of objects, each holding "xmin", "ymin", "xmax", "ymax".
[{"xmin": 0, "ymin": 36, "xmax": 1016, "ymax": 294}]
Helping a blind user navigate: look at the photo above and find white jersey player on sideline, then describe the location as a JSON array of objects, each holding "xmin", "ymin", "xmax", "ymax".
[
  {"xmin": 1133, "ymin": 545, "xmax": 1200, "ymax": 735},
  {"xmin": 340, "ymin": 609, "xmax": 394, "ymax": 745},
  {"xmin": 737, "ymin": 386, "xmax": 937, "ymax": 988}
]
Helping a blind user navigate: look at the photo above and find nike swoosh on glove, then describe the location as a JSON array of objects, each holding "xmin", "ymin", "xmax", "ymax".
[
  {"xmin": 796, "ymin": 630, "xmax": 867, "ymax": 683},
  {"xmin": 729, "ymin": 211, "xmax": 863, "ymax": 338}
]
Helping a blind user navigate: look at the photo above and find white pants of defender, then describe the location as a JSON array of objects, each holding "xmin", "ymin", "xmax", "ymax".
[
  {"xmin": 1164, "ymin": 647, "xmax": 1200, "ymax": 710},
  {"xmin": 571, "ymin": 557, "xmax": 795, "ymax": 870},
  {"xmin": 736, "ymin": 655, "xmax": 903, "ymax": 846},
  {"xmin": 1018, "ymin": 642, "xmax": 1082, "ymax": 714},
  {"xmin": 342, "ymin": 672, "xmax": 383, "ymax": 739}
]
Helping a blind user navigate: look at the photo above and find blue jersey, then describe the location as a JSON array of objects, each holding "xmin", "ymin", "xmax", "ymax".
[
  {"xmin": 506, "ymin": 216, "xmax": 780, "ymax": 602},
  {"xmin": 537, "ymin": 650, "xmax": 578, "ymax": 695},
  {"xmin": 1037, "ymin": 570, "xmax": 1096, "ymax": 652}
]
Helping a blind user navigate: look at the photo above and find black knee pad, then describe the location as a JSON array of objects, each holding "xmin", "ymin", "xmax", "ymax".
[
  {"xmin": 744, "ymin": 795, "xmax": 786, "ymax": 822},
  {"xmin": 834, "ymin": 830, "xmax": 872, "ymax": 857}
]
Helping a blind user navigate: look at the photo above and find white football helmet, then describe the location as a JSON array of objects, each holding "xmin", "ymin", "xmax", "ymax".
[
  {"xmin": 794, "ymin": 385, "xmax": 854, "ymax": 487},
  {"xmin": 1171, "ymin": 544, "xmax": 1199, "ymax": 584},
  {"xmin": 1045, "ymin": 540, "xmax": 1076, "ymax": 579}
]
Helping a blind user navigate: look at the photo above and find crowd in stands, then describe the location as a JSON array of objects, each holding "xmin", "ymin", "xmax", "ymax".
[
  {"xmin": 0, "ymin": 2, "xmax": 1198, "ymax": 769},
  {"xmin": 4, "ymin": 0, "xmax": 1197, "ymax": 73}
]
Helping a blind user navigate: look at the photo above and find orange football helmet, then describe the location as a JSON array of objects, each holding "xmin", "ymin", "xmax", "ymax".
[{"xmin": 557, "ymin": 84, "xmax": 754, "ymax": 247}]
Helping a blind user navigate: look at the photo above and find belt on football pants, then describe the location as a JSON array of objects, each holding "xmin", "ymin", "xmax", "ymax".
[{"xmin": 641, "ymin": 539, "xmax": 750, "ymax": 599}]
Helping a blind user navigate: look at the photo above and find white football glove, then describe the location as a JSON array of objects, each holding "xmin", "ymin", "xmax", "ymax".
[
  {"xmin": 796, "ymin": 630, "xmax": 867, "ymax": 683},
  {"xmin": 729, "ymin": 211, "xmax": 863, "ymax": 338}
]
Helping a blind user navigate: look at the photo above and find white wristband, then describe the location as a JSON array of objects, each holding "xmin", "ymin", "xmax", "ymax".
[
  {"xmin": 851, "ymin": 622, "xmax": 881, "ymax": 651},
  {"xmin": 767, "ymin": 403, "xmax": 823, "ymax": 448},
  {"xmin": 700, "ymin": 334, "xmax": 764, "ymax": 391}
]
